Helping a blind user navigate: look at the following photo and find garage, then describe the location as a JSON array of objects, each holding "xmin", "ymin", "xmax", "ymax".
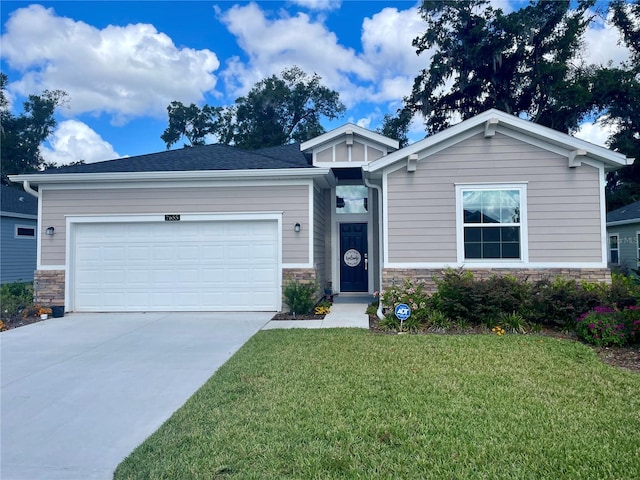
[{"xmin": 71, "ymin": 218, "xmax": 280, "ymax": 311}]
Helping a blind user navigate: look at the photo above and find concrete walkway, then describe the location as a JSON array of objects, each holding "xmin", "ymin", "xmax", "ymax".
[
  {"xmin": 262, "ymin": 295, "xmax": 371, "ymax": 330},
  {"xmin": 0, "ymin": 312, "xmax": 270, "ymax": 480}
]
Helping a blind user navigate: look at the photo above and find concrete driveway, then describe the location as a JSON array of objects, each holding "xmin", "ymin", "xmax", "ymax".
[{"xmin": 0, "ymin": 312, "xmax": 270, "ymax": 480}]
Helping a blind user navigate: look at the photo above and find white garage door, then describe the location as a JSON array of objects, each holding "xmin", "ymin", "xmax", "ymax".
[{"xmin": 72, "ymin": 220, "xmax": 279, "ymax": 311}]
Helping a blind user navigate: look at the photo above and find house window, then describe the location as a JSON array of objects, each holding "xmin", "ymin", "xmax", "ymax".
[
  {"xmin": 609, "ymin": 234, "xmax": 619, "ymax": 264},
  {"xmin": 457, "ymin": 185, "xmax": 526, "ymax": 261},
  {"xmin": 15, "ymin": 225, "xmax": 36, "ymax": 238},
  {"xmin": 336, "ymin": 185, "xmax": 368, "ymax": 214}
]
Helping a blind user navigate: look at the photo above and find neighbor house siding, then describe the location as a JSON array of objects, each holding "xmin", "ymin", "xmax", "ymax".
[
  {"xmin": 608, "ymin": 223, "xmax": 640, "ymax": 270},
  {"xmin": 385, "ymin": 132, "xmax": 602, "ymax": 264},
  {"xmin": 1, "ymin": 215, "xmax": 37, "ymax": 283},
  {"xmin": 39, "ymin": 184, "xmax": 310, "ymax": 266}
]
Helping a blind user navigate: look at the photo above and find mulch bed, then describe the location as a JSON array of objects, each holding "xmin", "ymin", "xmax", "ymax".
[{"xmin": 270, "ymin": 312, "xmax": 326, "ymax": 321}]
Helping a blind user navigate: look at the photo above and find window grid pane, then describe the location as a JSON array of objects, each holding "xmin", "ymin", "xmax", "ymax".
[{"xmin": 462, "ymin": 188, "xmax": 521, "ymax": 260}]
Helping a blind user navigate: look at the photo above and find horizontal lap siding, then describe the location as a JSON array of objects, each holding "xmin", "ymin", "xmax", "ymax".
[
  {"xmin": 313, "ymin": 187, "xmax": 326, "ymax": 287},
  {"xmin": 386, "ymin": 132, "xmax": 602, "ymax": 263},
  {"xmin": 609, "ymin": 223, "xmax": 640, "ymax": 270},
  {"xmin": 41, "ymin": 185, "xmax": 310, "ymax": 266}
]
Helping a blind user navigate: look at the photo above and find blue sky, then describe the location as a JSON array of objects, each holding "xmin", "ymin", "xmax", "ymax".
[{"xmin": 0, "ymin": 1, "xmax": 631, "ymax": 165}]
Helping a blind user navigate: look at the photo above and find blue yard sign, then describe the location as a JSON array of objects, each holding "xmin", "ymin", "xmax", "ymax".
[{"xmin": 395, "ymin": 303, "xmax": 411, "ymax": 321}]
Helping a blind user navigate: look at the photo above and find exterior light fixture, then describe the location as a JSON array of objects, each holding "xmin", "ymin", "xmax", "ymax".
[
  {"xmin": 294, "ymin": 223, "xmax": 301, "ymax": 233},
  {"xmin": 45, "ymin": 226, "xmax": 55, "ymax": 236}
]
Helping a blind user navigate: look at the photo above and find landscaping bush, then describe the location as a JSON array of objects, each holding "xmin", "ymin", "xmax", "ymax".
[
  {"xmin": 282, "ymin": 279, "xmax": 318, "ymax": 315},
  {"xmin": 380, "ymin": 278, "xmax": 431, "ymax": 323},
  {"xmin": 1, "ymin": 281, "xmax": 34, "ymax": 321},
  {"xmin": 529, "ymin": 277, "xmax": 601, "ymax": 328},
  {"xmin": 430, "ymin": 270, "xmax": 531, "ymax": 325},
  {"xmin": 575, "ymin": 305, "xmax": 640, "ymax": 347}
]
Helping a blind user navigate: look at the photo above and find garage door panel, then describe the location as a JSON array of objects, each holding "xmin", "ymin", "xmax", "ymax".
[{"xmin": 73, "ymin": 220, "xmax": 279, "ymax": 311}]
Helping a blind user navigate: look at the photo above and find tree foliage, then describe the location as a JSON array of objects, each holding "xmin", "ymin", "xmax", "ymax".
[
  {"xmin": 1, "ymin": 73, "xmax": 68, "ymax": 184},
  {"xmin": 407, "ymin": 0, "xmax": 596, "ymax": 135},
  {"xmin": 161, "ymin": 66, "xmax": 345, "ymax": 150}
]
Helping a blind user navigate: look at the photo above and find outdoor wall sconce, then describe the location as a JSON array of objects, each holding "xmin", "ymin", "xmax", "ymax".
[
  {"xmin": 45, "ymin": 226, "xmax": 55, "ymax": 236},
  {"xmin": 294, "ymin": 223, "xmax": 301, "ymax": 233}
]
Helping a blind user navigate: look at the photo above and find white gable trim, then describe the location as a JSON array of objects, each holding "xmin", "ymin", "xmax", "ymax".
[
  {"xmin": 366, "ymin": 109, "xmax": 633, "ymax": 173},
  {"xmin": 300, "ymin": 123, "xmax": 399, "ymax": 152}
]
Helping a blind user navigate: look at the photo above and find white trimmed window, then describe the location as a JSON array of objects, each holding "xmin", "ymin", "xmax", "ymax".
[
  {"xmin": 609, "ymin": 234, "xmax": 619, "ymax": 264},
  {"xmin": 456, "ymin": 184, "xmax": 527, "ymax": 262},
  {"xmin": 15, "ymin": 225, "xmax": 36, "ymax": 239}
]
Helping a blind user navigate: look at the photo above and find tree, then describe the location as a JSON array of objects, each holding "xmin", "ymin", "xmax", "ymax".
[
  {"xmin": 602, "ymin": 0, "xmax": 640, "ymax": 210},
  {"xmin": 407, "ymin": 0, "xmax": 596, "ymax": 135},
  {"xmin": 1, "ymin": 73, "xmax": 68, "ymax": 184},
  {"xmin": 377, "ymin": 107, "xmax": 413, "ymax": 148},
  {"xmin": 161, "ymin": 66, "xmax": 345, "ymax": 150}
]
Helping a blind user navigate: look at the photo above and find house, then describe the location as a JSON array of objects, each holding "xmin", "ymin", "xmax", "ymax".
[
  {"xmin": 1, "ymin": 184, "xmax": 38, "ymax": 284},
  {"xmin": 8, "ymin": 109, "xmax": 634, "ymax": 313},
  {"xmin": 606, "ymin": 200, "xmax": 640, "ymax": 273}
]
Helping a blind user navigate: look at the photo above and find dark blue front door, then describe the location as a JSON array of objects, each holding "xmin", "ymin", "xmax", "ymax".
[{"xmin": 340, "ymin": 223, "xmax": 368, "ymax": 292}]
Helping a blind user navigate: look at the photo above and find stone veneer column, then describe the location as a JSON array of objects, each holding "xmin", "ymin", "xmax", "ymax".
[{"xmin": 34, "ymin": 270, "xmax": 65, "ymax": 307}]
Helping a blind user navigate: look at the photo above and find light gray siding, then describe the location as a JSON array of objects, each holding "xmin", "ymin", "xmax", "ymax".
[
  {"xmin": 386, "ymin": 132, "xmax": 602, "ymax": 263},
  {"xmin": 314, "ymin": 140, "xmax": 385, "ymax": 164},
  {"xmin": 40, "ymin": 184, "xmax": 310, "ymax": 266},
  {"xmin": 608, "ymin": 223, "xmax": 640, "ymax": 271},
  {"xmin": 313, "ymin": 186, "xmax": 326, "ymax": 289},
  {"xmin": 1, "ymin": 216, "xmax": 37, "ymax": 283}
]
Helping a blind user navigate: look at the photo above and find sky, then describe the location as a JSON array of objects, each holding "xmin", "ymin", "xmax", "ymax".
[{"xmin": 0, "ymin": 1, "xmax": 633, "ymax": 166}]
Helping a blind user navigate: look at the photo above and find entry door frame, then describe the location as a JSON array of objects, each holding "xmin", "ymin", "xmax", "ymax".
[{"xmin": 330, "ymin": 187, "xmax": 374, "ymax": 295}]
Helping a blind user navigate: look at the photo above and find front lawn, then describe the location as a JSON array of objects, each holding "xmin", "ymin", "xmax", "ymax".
[{"xmin": 115, "ymin": 330, "xmax": 640, "ymax": 479}]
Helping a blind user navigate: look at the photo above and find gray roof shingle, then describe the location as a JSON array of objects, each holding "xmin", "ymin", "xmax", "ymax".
[
  {"xmin": 607, "ymin": 200, "xmax": 640, "ymax": 223},
  {"xmin": 42, "ymin": 142, "xmax": 312, "ymax": 175},
  {"xmin": 1, "ymin": 185, "xmax": 38, "ymax": 216}
]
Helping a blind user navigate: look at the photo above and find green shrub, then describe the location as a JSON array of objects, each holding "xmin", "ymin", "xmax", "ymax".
[
  {"xmin": 606, "ymin": 273, "xmax": 640, "ymax": 308},
  {"xmin": 575, "ymin": 306, "xmax": 628, "ymax": 347},
  {"xmin": 529, "ymin": 277, "xmax": 600, "ymax": 328},
  {"xmin": 425, "ymin": 309, "xmax": 451, "ymax": 330},
  {"xmin": 380, "ymin": 278, "xmax": 431, "ymax": 323},
  {"xmin": 430, "ymin": 269, "xmax": 476, "ymax": 323},
  {"xmin": 1, "ymin": 281, "xmax": 34, "ymax": 321},
  {"xmin": 282, "ymin": 279, "xmax": 318, "ymax": 315},
  {"xmin": 499, "ymin": 311, "xmax": 528, "ymax": 334}
]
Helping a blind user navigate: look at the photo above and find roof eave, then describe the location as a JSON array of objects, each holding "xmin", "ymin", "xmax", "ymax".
[{"xmin": 8, "ymin": 167, "xmax": 332, "ymax": 186}]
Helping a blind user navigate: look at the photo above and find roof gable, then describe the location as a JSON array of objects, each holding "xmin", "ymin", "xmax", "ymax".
[{"xmin": 365, "ymin": 109, "xmax": 633, "ymax": 174}]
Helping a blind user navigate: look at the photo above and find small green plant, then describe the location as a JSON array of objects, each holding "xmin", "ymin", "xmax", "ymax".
[
  {"xmin": 282, "ymin": 279, "xmax": 318, "ymax": 316},
  {"xmin": 365, "ymin": 301, "xmax": 379, "ymax": 317},
  {"xmin": 500, "ymin": 311, "xmax": 527, "ymax": 334},
  {"xmin": 425, "ymin": 309, "xmax": 451, "ymax": 330},
  {"xmin": 378, "ymin": 315, "xmax": 400, "ymax": 331}
]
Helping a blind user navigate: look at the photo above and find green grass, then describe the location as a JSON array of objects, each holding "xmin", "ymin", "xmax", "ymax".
[{"xmin": 115, "ymin": 330, "xmax": 640, "ymax": 479}]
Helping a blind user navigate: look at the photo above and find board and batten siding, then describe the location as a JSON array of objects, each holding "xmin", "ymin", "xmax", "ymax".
[
  {"xmin": 314, "ymin": 140, "xmax": 386, "ymax": 164},
  {"xmin": 386, "ymin": 132, "xmax": 602, "ymax": 264},
  {"xmin": 313, "ymin": 186, "xmax": 326, "ymax": 289},
  {"xmin": 40, "ymin": 184, "xmax": 310, "ymax": 266}
]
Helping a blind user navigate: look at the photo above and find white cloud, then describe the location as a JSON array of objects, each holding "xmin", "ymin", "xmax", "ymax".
[
  {"xmin": 289, "ymin": 0, "xmax": 342, "ymax": 11},
  {"xmin": 1, "ymin": 4, "xmax": 220, "ymax": 123},
  {"xmin": 574, "ymin": 117, "xmax": 618, "ymax": 148},
  {"xmin": 218, "ymin": 3, "xmax": 426, "ymax": 110},
  {"xmin": 583, "ymin": 12, "xmax": 630, "ymax": 67},
  {"xmin": 41, "ymin": 120, "xmax": 120, "ymax": 165}
]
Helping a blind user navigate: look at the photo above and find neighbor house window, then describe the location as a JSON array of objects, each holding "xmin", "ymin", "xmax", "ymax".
[
  {"xmin": 609, "ymin": 234, "xmax": 619, "ymax": 264},
  {"xmin": 15, "ymin": 225, "xmax": 36, "ymax": 238},
  {"xmin": 456, "ymin": 184, "xmax": 527, "ymax": 262}
]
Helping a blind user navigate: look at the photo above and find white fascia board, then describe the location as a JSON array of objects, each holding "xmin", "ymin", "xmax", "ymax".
[
  {"xmin": 0, "ymin": 211, "xmax": 37, "ymax": 220},
  {"xmin": 8, "ymin": 168, "xmax": 331, "ymax": 187},
  {"xmin": 607, "ymin": 219, "xmax": 640, "ymax": 227},
  {"xmin": 300, "ymin": 123, "xmax": 399, "ymax": 151},
  {"xmin": 367, "ymin": 108, "xmax": 633, "ymax": 172}
]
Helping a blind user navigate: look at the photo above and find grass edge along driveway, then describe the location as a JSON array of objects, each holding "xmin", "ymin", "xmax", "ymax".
[{"xmin": 115, "ymin": 329, "xmax": 640, "ymax": 479}]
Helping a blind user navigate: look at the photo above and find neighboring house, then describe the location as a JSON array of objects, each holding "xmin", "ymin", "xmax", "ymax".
[
  {"xmin": 1, "ymin": 184, "xmax": 38, "ymax": 284},
  {"xmin": 606, "ymin": 200, "xmax": 640, "ymax": 273},
  {"xmin": 9, "ymin": 109, "xmax": 634, "ymax": 313}
]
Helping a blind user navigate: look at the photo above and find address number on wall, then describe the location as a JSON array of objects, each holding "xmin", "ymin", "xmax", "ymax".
[{"xmin": 164, "ymin": 214, "xmax": 181, "ymax": 221}]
